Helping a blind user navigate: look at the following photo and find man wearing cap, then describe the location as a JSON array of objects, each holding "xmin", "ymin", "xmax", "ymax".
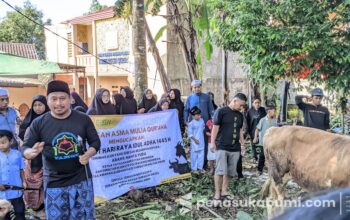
[
  {"xmin": 295, "ymin": 88, "xmax": 330, "ymax": 130},
  {"xmin": 0, "ymin": 88, "xmax": 20, "ymax": 149},
  {"xmin": 184, "ymin": 80, "xmax": 215, "ymax": 168},
  {"xmin": 22, "ymin": 80, "xmax": 101, "ymax": 220}
]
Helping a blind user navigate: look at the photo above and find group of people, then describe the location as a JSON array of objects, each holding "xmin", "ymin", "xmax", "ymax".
[{"xmin": 0, "ymin": 77, "xmax": 331, "ymax": 219}]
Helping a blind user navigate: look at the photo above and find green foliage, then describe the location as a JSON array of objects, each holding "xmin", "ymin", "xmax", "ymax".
[
  {"xmin": 143, "ymin": 0, "xmax": 214, "ymax": 60},
  {"xmin": 212, "ymin": 0, "xmax": 350, "ymax": 99},
  {"xmin": 0, "ymin": 0, "xmax": 49, "ymax": 59},
  {"xmin": 187, "ymin": 0, "xmax": 214, "ymax": 60},
  {"xmin": 147, "ymin": 0, "xmax": 163, "ymax": 16},
  {"xmin": 154, "ymin": 25, "xmax": 170, "ymax": 42},
  {"xmin": 89, "ymin": 0, "xmax": 106, "ymax": 13},
  {"xmin": 330, "ymin": 113, "xmax": 342, "ymax": 129},
  {"xmin": 287, "ymin": 105, "xmax": 301, "ymax": 124},
  {"xmin": 114, "ymin": 0, "xmax": 130, "ymax": 18}
]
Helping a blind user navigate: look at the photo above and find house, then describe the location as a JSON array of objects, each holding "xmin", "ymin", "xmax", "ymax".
[
  {"xmin": 45, "ymin": 5, "xmax": 249, "ymax": 105},
  {"xmin": 45, "ymin": 6, "xmax": 168, "ymax": 103}
]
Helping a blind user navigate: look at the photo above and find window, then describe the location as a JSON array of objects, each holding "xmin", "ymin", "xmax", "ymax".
[{"xmin": 105, "ymin": 30, "xmax": 118, "ymax": 50}]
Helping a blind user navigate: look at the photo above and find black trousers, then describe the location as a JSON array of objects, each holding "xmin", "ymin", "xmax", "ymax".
[
  {"xmin": 203, "ymin": 130, "xmax": 208, "ymax": 169},
  {"xmin": 251, "ymin": 141, "xmax": 258, "ymax": 161},
  {"xmin": 257, "ymin": 145, "xmax": 265, "ymax": 173},
  {"xmin": 5, "ymin": 197, "xmax": 25, "ymax": 220},
  {"xmin": 237, "ymin": 154, "xmax": 243, "ymax": 178}
]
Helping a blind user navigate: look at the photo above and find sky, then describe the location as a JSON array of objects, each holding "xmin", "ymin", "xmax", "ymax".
[{"xmin": 0, "ymin": 0, "xmax": 117, "ymax": 24}]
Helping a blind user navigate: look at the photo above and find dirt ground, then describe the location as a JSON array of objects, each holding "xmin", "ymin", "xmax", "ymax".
[
  {"xmin": 93, "ymin": 147, "xmax": 304, "ymax": 220},
  {"xmin": 25, "ymin": 147, "xmax": 304, "ymax": 220}
]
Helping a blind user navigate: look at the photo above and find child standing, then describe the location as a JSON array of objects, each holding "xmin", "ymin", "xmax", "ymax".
[
  {"xmin": 253, "ymin": 106, "xmax": 277, "ymax": 175},
  {"xmin": 0, "ymin": 130, "xmax": 26, "ymax": 220},
  {"xmin": 205, "ymin": 118, "xmax": 216, "ymax": 175},
  {"xmin": 188, "ymin": 106, "xmax": 205, "ymax": 171}
]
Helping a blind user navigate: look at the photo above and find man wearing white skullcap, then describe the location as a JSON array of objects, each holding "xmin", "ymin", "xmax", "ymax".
[
  {"xmin": 0, "ymin": 88, "xmax": 20, "ymax": 149},
  {"xmin": 184, "ymin": 80, "xmax": 215, "ymax": 169}
]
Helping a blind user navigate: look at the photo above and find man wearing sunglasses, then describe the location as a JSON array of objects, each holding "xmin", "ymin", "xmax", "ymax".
[{"xmin": 0, "ymin": 88, "xmax": 20, "ymax": 149}]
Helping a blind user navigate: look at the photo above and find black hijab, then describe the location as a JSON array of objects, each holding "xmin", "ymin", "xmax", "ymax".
[
  {"xmin": 19, "ymin": 95, "xmax": 49, "ymax": 173},
  {"xmin": 71, "ymin": 92, "xmax": 88, "ymax": 111},
  {"xmin": 207, "ymin": 92, "xmax": 218, "ymax": 110},
  {"xmin": 149, "ymin": 98, "xmax": 169, "ymax": 112},
  {"xmin": 138, "ymin": 89, "xmax": 157, "ymax": 113},
  {"xmin": 87, "ymin": 88, "xmax": 115, "ymax": 115},
  {"xmin": 113, "ymin": 93, "xmax": 124, "ymax": 114},
  {"xmin": 19, "ymin": 95, "xmax": 49, "ymax": 141},
  {"xmin": 169, "ymin": 89, "xmax": 185, "ymax": 133},
  {"xmin": 169, "ymin": 89, "xmax": 184, "ymax": 111},
  {"xmin": 120, "ymin": 86, "xmax": 137, "ymax": 114}
]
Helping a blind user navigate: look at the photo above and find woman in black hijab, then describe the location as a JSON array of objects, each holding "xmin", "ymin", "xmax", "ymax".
[
  {"xmin": 19, "ymin": 95, "xmax": 49, "ymax": 214},
  {"xmin": 87, "ymin": 88, "xmax": 115, "ymax": 115},
  {"xmin": 19, "ymin": 95, "xmax": 49, "ymax": 141},
  {"xmin": 119, "ymin": 86, "xmax": 137, "ymax": 114},
  {"xmin": 207, "ymin": 92, "xmax": 218, "ymax": 110},
  {"xmin": 113, "ymin": 93, "xmax": 124, "ymax": 114},
  {"xmin": 169, "ymin": 89, "xmax": 185, "ymax": 134},
  {"xmin": 71, "ymin": 92, "xmax": 88, "ymax": 111},
  {"xmin": 138, "ymin": 89, "xmax": 157, "ymax": 113},
  {"xmin": 148, "ymin": 98, "xmax": 170, "ymax": 112}
]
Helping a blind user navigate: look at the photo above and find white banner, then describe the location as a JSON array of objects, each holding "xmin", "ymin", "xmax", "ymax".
[{"xmin": 89, "ymin": 109, "xmax": 191, "ymax": 201}]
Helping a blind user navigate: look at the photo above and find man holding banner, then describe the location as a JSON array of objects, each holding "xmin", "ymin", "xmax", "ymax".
[{"xmin": 22, "ymin": 80, "xmax": 101, "ymax": 220}]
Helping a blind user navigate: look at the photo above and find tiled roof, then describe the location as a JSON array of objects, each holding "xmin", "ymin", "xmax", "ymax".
[
  {"xmin": 63, "ymin": 6, "xmax": 115, "ymax": 25},
  {"xmin": 0, "ymin": 77, "xmax": 42, "ymax": 87},
  {"xmin": 0, "ymin": 42, "xmax": 38, "ymax": 59}
]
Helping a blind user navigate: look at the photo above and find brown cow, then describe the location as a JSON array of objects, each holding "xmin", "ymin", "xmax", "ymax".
[{"xmin": 261, "ymin": 126, "xmax": 350, "ymax": 217}]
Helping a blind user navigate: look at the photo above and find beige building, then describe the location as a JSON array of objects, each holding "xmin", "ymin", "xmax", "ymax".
[
  {"xmin": 45, "ymin": 6, "xmax": 167, "ymax": 104},
  {"xmin": 45, "ymin": 5, "xmax": 249, "ymax": 106}
]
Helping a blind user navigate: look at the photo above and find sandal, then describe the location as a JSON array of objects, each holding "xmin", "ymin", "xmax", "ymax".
[
  {"xmin": 220, "ymin": 194, "xmax": 234, "ymax": 200},
  {"xmin": 212, "ymin": 197, "xmax": 222, "ymax": 208}
]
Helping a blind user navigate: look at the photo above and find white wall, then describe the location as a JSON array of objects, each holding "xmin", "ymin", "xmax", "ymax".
[
  {"xmin": 45, "ymin": 24, "xmax": 73, "ymax": 64},
  {"xmin": 145, "ymin": 5, "xmax": 168, "ymax": 99}
]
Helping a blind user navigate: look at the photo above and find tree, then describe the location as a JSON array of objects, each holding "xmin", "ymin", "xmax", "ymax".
[
  {"xmin": 89, "ymin": 0, "xmax": 105, "ymax": 13},
  {"xmin": 212, "ymin": 0, "xmax": 350, "ymax": 99},
  {"xmin": 115, "ymin": 0, "xmax": 170, "ymax": 93},
  {"xmin": 0, "ymin": 0, "xmax": 49, "ymax": 59},
  {"xmin": 158, "ymin": 0, "xmax": 214, "ymax": 81},
  {"xmin": 132, "ymin": 0, "xmax": 148, "ymax": 101},
  {"xmin": 114, "ymin": 0, "xmax": 214, "ymax": 92}
]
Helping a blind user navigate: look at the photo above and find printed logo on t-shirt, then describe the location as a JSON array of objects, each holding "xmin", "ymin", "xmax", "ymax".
[
  {"xmin": 51, "ymin": 132, "xmax": 80, "ymax": 160},
  {"xmin": 232, "ymin": 116, "xmax": 238, "ymax": 145}
]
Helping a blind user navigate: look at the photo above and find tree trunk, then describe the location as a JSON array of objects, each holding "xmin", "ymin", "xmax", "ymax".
[
  {"xmin": 132, "ymin": 0, "xmax": 148, "ymax": 101},
  {"xmin": 221, "ymin": 49, "xmax": 228, "ymax": 106},
  {"xmin": 280, "ymin": 80, "xmax": 290, "ymax": 122},
  {"xmin": 145, "ymin": 20, "xmax": 171, "ymax": 92},
  {"xmin": 167, "ymin": 0, "xmax": 198, "ymax": 81}
]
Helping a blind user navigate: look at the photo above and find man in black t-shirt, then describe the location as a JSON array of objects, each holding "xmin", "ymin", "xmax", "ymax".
[
  {"xmin": 210, "ymin": 93, "xmax": 247, "ymax": 202},
  {"xmin": 23, "ymin": 80, "xmax": 101, "ymax": 220},
  {"xmin": 295, "ymin": 88, "xmax": 330, "ymax": 130}
]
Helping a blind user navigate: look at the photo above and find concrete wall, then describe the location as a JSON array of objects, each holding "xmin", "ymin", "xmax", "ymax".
[
  {"xmin": 44, "ymin": 7, "xmax": 249, "ymax": 105},
  {"xmin": 95, "ymin": 17, "xmax": 131, "ymax": 76},
  {"xmin": 98, "ymin": 76, "xmax": 130, "ymax": 94},
  {"xmin": 7, "ymin": 86, "xmax": 46, "ymax": 110},
  {"xmin": 165, "ymin": 3, "xmax": 248, "ymax": 105},
  {"xmin": 45, "ymin": 24, "xmax": 72, "ymax": 64},
  {"xmin": 144, "ymin": 5, "xmax": 168, "ymax": 99},
  {"xmin": 200, "ymin": 47, "xmax": 249, "ymax": 105}
]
